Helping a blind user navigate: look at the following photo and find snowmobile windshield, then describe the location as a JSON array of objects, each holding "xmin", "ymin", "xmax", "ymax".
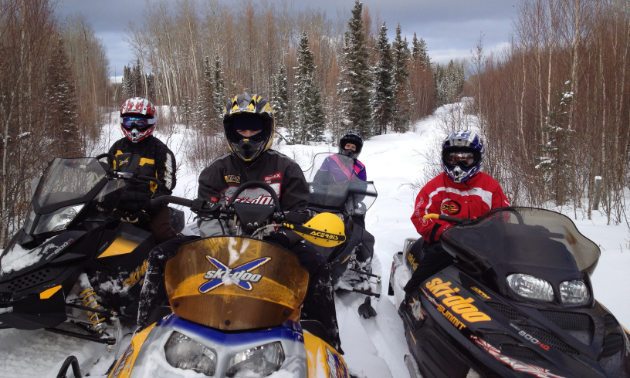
[
  {"xmin": 33, "ymin": 158, "xmax": 107, "ymax": 212},
  {"xmin": 165, "ymin": 237, "xmax": 309, "ymax": 331},
  {"xmin": 441, "ymin": 207, "xmax": 601, "ymax": 276},
  {"xmin": 305, "ymin": 153, "xmax": 377, "ymax": 210}
]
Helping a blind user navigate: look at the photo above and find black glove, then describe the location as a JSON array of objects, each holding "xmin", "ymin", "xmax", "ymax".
[
  {"xmin": 143, "ymin": 200, "xmax": 160, "ymax": 217},
  {"xmin": 266, "ymin": 231, "xmax": 292, "ymax": 249},
  {"xmin": 124, "ymin": 210, "xmax": 151, "ymax": 228}
]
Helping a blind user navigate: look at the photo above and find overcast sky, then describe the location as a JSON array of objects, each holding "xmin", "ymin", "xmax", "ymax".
[{"xmin": 56, "ymin": 0, "xmax": 522, "ymax": 77}]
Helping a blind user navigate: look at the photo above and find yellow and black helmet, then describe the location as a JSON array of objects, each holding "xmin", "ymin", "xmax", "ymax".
[{"xmin": 222, "ymin": 93, "xmax": 275, "ymax": 162}]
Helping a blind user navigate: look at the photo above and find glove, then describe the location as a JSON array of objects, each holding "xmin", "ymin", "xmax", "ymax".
[
  {"xmin": 266, "ymin": 231, "xmax": 291, "ymax": 249},
  {"xmin": 142, "ymin": 200, "xmax": 160, "ymax": 217},
  {"xmin": 124, "ymin": 210, "xmax": 151, "ymax": 228}
]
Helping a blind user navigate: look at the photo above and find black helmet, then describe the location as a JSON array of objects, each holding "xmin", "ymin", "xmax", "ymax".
[
  {"xmin": 222, "ymin": 93, "xmax": 275, "ymax": 162},
  {"xmin": 339, "ymin": 131, "xmax": 363, "ymax": 160}
]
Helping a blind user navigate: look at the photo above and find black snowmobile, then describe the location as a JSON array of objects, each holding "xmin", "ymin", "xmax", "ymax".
[
  {"xmin": 303, "ymin": 152, "xmax": 380, "ymax": 299},
  {"xmin": 0, "ymin": 155, "xmax": 184, "ymax": 345},
  {"xmin": 389, "ymin": 207, "xmax": 630, "ymax": 378}
]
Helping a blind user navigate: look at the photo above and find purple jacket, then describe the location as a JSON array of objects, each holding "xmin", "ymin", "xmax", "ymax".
[{"xmin": 318, "ymin": 155, "xmax": 367, "ymax": 183}]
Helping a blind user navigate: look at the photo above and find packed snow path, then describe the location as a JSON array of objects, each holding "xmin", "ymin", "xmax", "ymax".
[{"xmin": 1, "ymin": 104, "xmax": 629, "ymax": 377}]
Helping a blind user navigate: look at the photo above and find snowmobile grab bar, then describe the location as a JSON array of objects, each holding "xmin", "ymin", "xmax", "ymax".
[{"xmin": 423, "ymin": 213, "xmax": 465, "ymax": 224}]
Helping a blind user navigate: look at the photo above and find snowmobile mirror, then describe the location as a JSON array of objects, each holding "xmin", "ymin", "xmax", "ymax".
[{"xmin": 282, "ymin": 212, "xmax": 346, "ymax": 247}]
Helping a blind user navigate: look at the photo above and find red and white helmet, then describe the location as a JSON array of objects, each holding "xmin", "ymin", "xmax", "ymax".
[{"xmin": 119, "ymin": 97, "xmax": 157, "ymax": 142}]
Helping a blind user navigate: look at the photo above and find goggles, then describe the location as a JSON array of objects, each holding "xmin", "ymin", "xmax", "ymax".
[
  {"xmin": 121, "ymin": 117, "xmax": 152, "ymax": 130},
  {"xmin": 447, "ymin": 152, "xmax": 476, "ymax": 167}
]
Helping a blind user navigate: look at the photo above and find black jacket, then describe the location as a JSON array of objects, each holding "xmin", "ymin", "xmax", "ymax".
[
  {"xmin": 108, "ymin": 135, "xmax": 176, "ymax": 212},
  {"xmin": 197, "ymin": 149, "xmax": 309, "ymax": 237},
  {"xmin": 198, "ymin": 149, "xmax": 308, "ymax": 210}
]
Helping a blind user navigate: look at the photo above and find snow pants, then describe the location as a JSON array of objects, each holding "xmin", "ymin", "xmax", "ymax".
[
  {"xmin": 403, "ymin": 240, "xmax": 454, "ymax": 294},
  {"xmin": 137, "ymin": 236, "xmax": 342, "ymax": 351}
]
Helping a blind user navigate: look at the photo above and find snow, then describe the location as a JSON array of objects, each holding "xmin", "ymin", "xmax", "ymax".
[
  {"xmin": 2, "ymin": 102, "xmax": 629, "ymax": 377},
  {"xmin": 0, "ymin": 236, "xmax": 55, "ymax": 276}
]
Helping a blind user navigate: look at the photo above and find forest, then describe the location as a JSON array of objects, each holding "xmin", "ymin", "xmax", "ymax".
[{"xmin": 0, "ymin": 0, "xmax": 627, "ymax": 247}]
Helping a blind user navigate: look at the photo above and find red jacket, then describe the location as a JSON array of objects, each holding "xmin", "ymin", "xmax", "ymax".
[{"xmin": 411, "ymin": 172, "xmax": 510, "ymax": 243}]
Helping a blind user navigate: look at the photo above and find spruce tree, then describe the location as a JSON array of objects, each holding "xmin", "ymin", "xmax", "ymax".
[
  {"xmin": 294, "ymin": 32, "xmax": 325, "ymax": 144},
  {"xmin": 122, "ymin": 66, "xmax": 133, "ymax": 98},
  {"xmin": 196, "ymin": 56, "xmax": 214, "ymax": 131},
  {"xmin": 271, "ymin": 64, "xmax": 291, "ymax": 135},
  {"xmin": 412, "ymin": 34, "xmax": 430, "ymax": 69},
  {"xmin": 211, "ymin": 54, "xmax": 227, "ymax": 122},
  {"xmin": 391, "ymin": 24, "xmax": 411, "ymax": 132},
  {"xmin": 46, "ymin": 37, "xmax": 79, "ymax": 157},
  {"xmin": 338, "ymin": 0, "xmax": 373, "ymax": 138},
  {"xmin": 372, "ymin": 22, "xmax": 395, "ymax": 135}
]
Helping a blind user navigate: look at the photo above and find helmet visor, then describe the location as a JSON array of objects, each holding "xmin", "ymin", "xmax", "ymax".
[
  {"xmin": 447, "ymin": 152, "xmax": 476, "ymax": 168},
  {"xmin": 121, "ymin": 117, "xmax": 151, "ymax": 130}
]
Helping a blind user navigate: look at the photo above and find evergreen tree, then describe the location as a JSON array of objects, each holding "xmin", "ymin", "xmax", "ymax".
[
  {"xmin": 46, "ymin": 37, "xmax": 79, "ymax": 157},
  {"xmin": 391, "ymin": 25, "xmax": 411, "ymax": 132},
  {"xmin": 271, "ymin": 64, "xmax": 292, "ymax": 137},
  {"xmin": 412, "ymin": 33, "xmax": 430, "ymax": 69},
  {"xmin": 338, "ymin": 0, "xmax": 373, "ymax": 138},
  {"xmin": 195, "ymin": 56, "xmax": 214, "ymax": 131},
  {"xmin": 294, "ymin": 32, "xmax": 325, "ymax": 143},
  {"xmin": 132, "ymin": 58, "xmax": 143, "ymax": 97},
  {"xmin": 211, "ymin": 54, "xmax": 227, "ymax": 122},
  {"xmin": 372, "ymin": 22, "xmax": 395, "ymax": 135},
  {"xmin": 182, "ymin": 96, "xmax": 192, "ymax": 128},
  {"xmin": 122, "ymin": 66, "xmax": 133, "ymax": 98},
  {"xmin": 434, "ymin": 60, "xmax": 465, "ymax": 107}
]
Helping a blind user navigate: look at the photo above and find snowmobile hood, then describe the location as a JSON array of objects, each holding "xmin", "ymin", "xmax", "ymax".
[{"xmin": 165, "ymin": 236, "xmax": 309, "ymax": 331}]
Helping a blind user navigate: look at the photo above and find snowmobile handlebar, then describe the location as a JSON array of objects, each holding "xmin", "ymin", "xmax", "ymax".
[
  {"xmin": 228, "ymin": 181, "xmax": 281, "ymax": 212},
  {"xmin": 423, "ymin": 213, "xmax": 466, "ymax": 224},
  {"xmin": 150, "ymin": 195, "xmax": 194, "ymax": 208}
]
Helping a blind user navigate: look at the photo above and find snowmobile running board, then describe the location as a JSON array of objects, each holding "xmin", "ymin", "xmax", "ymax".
[
  {"xmin": 348, "ymin": 268, "xmax": 381, "ymax": 279},
  {"xmin": 45, "ymin": 327, "xmax": 116, "ymax": 345}
]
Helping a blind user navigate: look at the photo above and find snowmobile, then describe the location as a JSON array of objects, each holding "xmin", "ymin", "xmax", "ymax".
[
  {"xmin": 0, "ymin": 154, "xmax": 184, "ymax": 346},
  {"xmin": 303, "ymin": 152, "xmax": 380, "ymax": 301},
  {"xmin": 104, "ymin": 181, "xmax": 351, "ymax": 378},
  {"xmin": 389, "ymin": 207, "xmax": 630, "ymax": 378}
]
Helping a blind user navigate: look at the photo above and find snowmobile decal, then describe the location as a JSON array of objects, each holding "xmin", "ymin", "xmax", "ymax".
[
  {"xmin": 425, "ymin": 278, "xmax": 491, "ymax": 323},
  {"xmin": 199, "ymin": 256, "xmax": 271, "ymax": 293},
  {"xmin": 98, "ymin": 237, "xmax": 140, "ymax": 258},
  {"xmin": 509, "ymin": 323, "xmax": 550, "ymax": 351},
  {"xmin": 39, "ymin": 285, "xmax": 61, "ymax": 299},
  {"xmin": 123, "ymin": 260, "xmax": 148, "ymax": 288},
  {"xmin": 470, "ymin": 286, "xmax": 491, "ymax": 299},
  {"xmin": 471, "ymin": 335, "xmax": 565, "ymax": 378}
]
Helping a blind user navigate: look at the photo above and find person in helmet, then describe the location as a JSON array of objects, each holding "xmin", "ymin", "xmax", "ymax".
[
  {"xmin": 315, "ymin": 131, "xmax": 367, "ymax": 184},
  {"xmin": 402, "ymin": 130, "xmax": 509, "ymax": 311},
  {"xmin": 107, "ymin": 97, "xmax": 179, "ymax": 243},
  {"xmin": 137, "ymin": 94, "xmax": 343, "ymax": 351}
]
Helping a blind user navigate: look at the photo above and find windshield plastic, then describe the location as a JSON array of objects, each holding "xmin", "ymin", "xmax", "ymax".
[
  {"xmin": 441, "ymin": 207, "xmax": 600, "ymax": 276},
  {"xmin": 165, "ymin": 237, "xmax": 309, "ymax": 331},
  {"xmin": 305, "ymin": 153, "xmax": 377, "ymax": 212},
  {"xmin": 34, "ymin": 158, "xmax": 106, "ymax": 209}
]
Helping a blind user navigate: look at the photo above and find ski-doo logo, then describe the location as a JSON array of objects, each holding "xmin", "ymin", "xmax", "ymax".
[
  {"xmin": 440, "ymin": 199, "xmax": 461, "ymax": 215},
  {"xmin": 325, "ymin": 347, "xmax": 348, "ymax": 378},
  {"xmin": 309, "ymin": 231, "xmax": 339, "ymax": 240},
  {"xmin": 199, "ymin": 256, "xmax": 271, "ymax": 293},
  {"xmin": 225, "ymin": 175, "xmax": 240, "ymax": 184},
  {"xmin": 425, "ymin": 278, "xmax": 491, "ymax": 326},
  {"xmin": 124, "ymin": 260, "xmax": 148, "ymax": 288}
]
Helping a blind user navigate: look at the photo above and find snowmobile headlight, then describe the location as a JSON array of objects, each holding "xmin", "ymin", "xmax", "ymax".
[
  {"xmin": 507, "ymin": 274, "xmax": 554, "ymax": 302},
  {"xmin": 33, "ymin": 204, "xmax": 84, "ymax": 235},
  {"xmin": 164, "ymin": 331, "xmax": 217, "ymax": 376},
  {"xmin": 226, "ymin": 341, "xmax": 285, "ymax": 377},
  {"xmin": 560, "ymin": 280, "xmax": 590, "ymax": 304}
]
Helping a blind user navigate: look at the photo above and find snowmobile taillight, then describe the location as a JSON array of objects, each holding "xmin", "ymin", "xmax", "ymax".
[
  {"xmin": 226, "ymin": 341, "xmax": 285, "ymax": 377},
  {"xmin": 164, "ymin": 331, "xmax": 217, "ymax": 376},
  {"xmin": 560, "ymin": 280, "xmax": 590, "ymax": 304},
  {"xmin": 507, "ymin": 274, "xmax": 554, "ymax": 302}
]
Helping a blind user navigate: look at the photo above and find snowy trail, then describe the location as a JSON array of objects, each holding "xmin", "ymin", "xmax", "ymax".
[{"xmin": 1, "ymin": 105, "xmax": 629, "ymax": 377}]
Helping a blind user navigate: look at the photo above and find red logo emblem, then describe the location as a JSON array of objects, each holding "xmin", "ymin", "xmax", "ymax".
[
  {"xmin": 440, "ymin": 199, "xmax": 461, "ymax": 215},
  {"xmin": 264, "ymin": 172, "xmax": 282, "ymax": 183}
]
